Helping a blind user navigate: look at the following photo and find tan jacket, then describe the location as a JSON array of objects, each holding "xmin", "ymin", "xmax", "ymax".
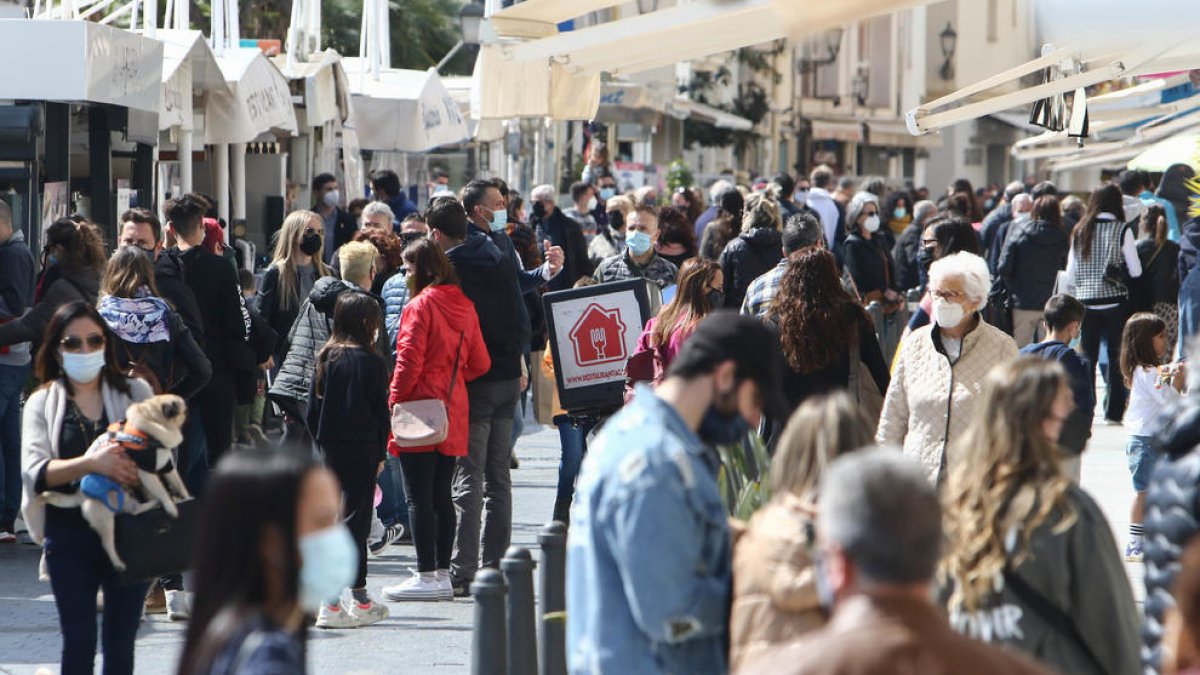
[
  {"xmin": 876, "ymin": 317, "xmax": 1017, "ymax": 483},
  {"xmin": 729, "ymin": 494, "xmax": 825, "ymax": 673},
  {"xmin": 741, "ymin": 593, "xmax": 1056, "ymax": 675}
]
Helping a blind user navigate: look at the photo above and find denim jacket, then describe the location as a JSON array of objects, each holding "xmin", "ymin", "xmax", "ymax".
[{"xmin": 567, "ymin": 386, "xmax": 731, "ymax": 674}]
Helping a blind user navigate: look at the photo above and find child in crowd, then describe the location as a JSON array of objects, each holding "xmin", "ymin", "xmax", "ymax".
[
  {"xmin": 1019, "ymin": 294, "xmax": 1094, "ymax": 483},
  {"xmin": 1121, "ymin": 312, "xmax": 1186, "ymax": 562},
  {"xmin": 234, "ymin": 269, "xmax": 268, "ymax": 446},
  {"xmin": 306, "ymin": 293, "xmax": 392, "ymax": 627}
]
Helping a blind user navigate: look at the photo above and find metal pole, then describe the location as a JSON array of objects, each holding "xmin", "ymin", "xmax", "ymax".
[
  {"xmin": 214, "ymin": 142, "xmax": 230, "ymax": 225},
  {"xmin": 231, "ymin": 141, "xmax": 246, "ymax": 244},
  {"xmin": 471, "ymin": 568, "xmax": 508, "ymax": 675},
  {"xmin": 538, "ymin": 522, "xmax": 568, "ymax": 675},
  {"xmin": 502, "ymin": 547, "xmax": 538, "ymax": 675},
  {"xmin": 179, "ymin": 128, "xmax": 193, "ymax": 194}
]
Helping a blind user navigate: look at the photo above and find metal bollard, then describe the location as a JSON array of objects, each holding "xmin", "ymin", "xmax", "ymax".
[
  {"xmin": 538, "ymin": 521, "xmax": 568, "ymax": 675},
  {"xmin": 471, "ymin": 569, "xmax": 508, "ymax": 675},
  {"xmin": 502, "ymin": 546, "xmax": 539, "ymax": 675}
]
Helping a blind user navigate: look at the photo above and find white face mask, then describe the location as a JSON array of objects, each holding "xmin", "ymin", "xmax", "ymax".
[
  {"xmin": 932, "ymin": 298, "xmax": 966, "ymax": 328},
  {"xmin": 586, "ymin": 196, "xmax": 598, "ymax": 212},
  {"xmin": 863, "ymin": 215, "xmax": 881, "ymax": 233},
  {"xmin": 322, "ymin": 189, "xmax": 340, "ymax": 208}
]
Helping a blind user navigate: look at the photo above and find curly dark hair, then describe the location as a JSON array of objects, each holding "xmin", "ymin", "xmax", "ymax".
[
  {"xmin": 770, "ymin": 248, "xmax": 866, "ymax": 373},
  {"xmin": 655, "ymin": 206, "xmax": 697, "ymax": 253},
  {"xmin": 352, "ymin": 228, "xmax": 403, "ymax": 272}
]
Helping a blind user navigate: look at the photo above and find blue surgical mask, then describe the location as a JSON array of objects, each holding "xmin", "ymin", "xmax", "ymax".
[
  {"xmin": 626, "ymin": 229, "xmax": 653, "ymax": 256},
  {"xmin": 47, "ymin": 252, "xmax": 59, "ymax": 266},
  {"xmin": 60, "ymin": 349, "xmax": 106, "ymax": 384},
  {"xmin": 795, "ymin": 189, "xmax": 809, "ymax": 203},
  {"xmin": 893, "ymin": 207, "xmax": 908, "ymax": 219},
  {"xmin": 298, "ymin": 523, "xmax": 357, "ymax": 611},
  {"xmin": 489, "ymin": 208, "xmax": 508, "ymax": 232},
  {"xmin": 600, "ymin": 187, "xmax": 616, "ymax": 201},
  {"xmin": 1068, "ymin": 329, "xmax": 1081, "ymax": 351},
  {"xmin": 697, "ymin": 402, "xmax": 751, "ymax": 446}
]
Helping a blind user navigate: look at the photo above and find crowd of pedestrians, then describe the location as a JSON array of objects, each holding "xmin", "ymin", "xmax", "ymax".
[{"xmin": 7, "ymin": 153, "xmax": 1200, "ymax": 675}]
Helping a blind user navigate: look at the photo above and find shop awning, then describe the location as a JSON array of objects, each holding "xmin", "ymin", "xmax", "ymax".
[
  {"xmin": 343, "ymin": 59, "xmax": 470, "ymax": 152},
  {"xmin": 866, "ymin": 120, "xmax": 942, "ymax": 148},
  {"xmin": 273, "ymin": 49, "xmax": 352, "ymax": 127},
  {"xmin": 205, "ymin": 47, "xmax": 299, "ymax": 144},
  {"xmin": 153, "ymin": 29, "xmax": 226, "ymax": 131},
  {"xmin": 1048, "ymin": 146, "xmax": 1143, "ymax": 173},
  {"xmin": 810, "ymin": 119, "xmax": 864, "ymax": 142},
  {"xmin": 442, "ymin": 75, "xmax": 506, "ymax": 142},
  {"xmin": 677, "ymin": 99, "xmax": 753, "ymax": 131},
  {"xmin": 470, "ymin": 44, "xmax": 600, "ymax": 121},
  {"xmin": 1128, "ymin": 132, "xmax": 1200, "ymax": 173},
  {"xmin": 0, "ymin": 20, "xmax": 162, "ymax": 114}
]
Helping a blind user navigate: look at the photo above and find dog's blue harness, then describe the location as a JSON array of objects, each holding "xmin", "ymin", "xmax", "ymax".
[{"xmin": 80, "ymin": 474, "xmax": 125, "ymax": 513}]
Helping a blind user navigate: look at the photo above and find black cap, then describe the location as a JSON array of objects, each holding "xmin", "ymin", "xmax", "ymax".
[{"xmin": 666, "ymin": 310, "xmax": 788, "ymax": 421}]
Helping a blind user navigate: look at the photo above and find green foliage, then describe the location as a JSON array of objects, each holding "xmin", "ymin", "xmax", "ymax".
[
  {"xmin": 715, "ymin": 432, "xmax": 772, "ymax": 521},
  {"xmin": 683, "ymin": 44, "xmax": 782, "ymax": 159},
  {"xmin": 321, "ymin": 0, "xmax": 476, "ymax": 74},
  {"xmin": 666, "ymin": 159, "xmax": 694, "ymax": 192}
]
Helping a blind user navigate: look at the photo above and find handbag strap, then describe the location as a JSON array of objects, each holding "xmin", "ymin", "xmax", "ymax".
[
  {"xmin": 446, "ymin": 332, "xmax": 465, "ymax": 400},
  {"xmin": 1002, "ymin": 568, "xmax": 1106, "ymax": 673}
]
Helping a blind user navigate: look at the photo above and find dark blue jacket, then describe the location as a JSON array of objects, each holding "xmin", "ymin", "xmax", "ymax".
[
  {"xmin": 448, "ymin": 231, "xmax": 524, "ymax": 382},
  {"xmin": 1020, "ymin": 340, "xmax": 1093, "ymax": 454},
  {"xmin": 386, "ymin": 194, "xmax": 419, "ymax": 226},
  {"xmin": 473, "ymin": 223, "xmax": 536, "ymax": 353}
]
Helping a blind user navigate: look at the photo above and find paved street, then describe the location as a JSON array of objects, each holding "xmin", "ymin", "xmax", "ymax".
[{"xmin": 0, "ymin": 397, "xmax": 1149, "ymax": 674}]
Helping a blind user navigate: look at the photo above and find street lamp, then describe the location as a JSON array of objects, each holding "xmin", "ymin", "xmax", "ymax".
[
  {"xmin": 939, "ymin": 22, "xmax": 957, "ymax": 81},
  {"xmin": 437, "ymin": 1, "xmax": 485, "ymax": 72},
  {"xmin": 797, "ymin": 27, "xmax": 844, "ymax": 73}
]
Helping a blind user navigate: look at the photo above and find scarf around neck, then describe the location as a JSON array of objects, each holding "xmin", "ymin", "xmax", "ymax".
[{"xmin": 98, "ymin": 292, "xmax": 171, "ymax": 344}]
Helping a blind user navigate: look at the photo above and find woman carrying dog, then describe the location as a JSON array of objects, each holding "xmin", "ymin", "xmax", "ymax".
[
  {"xmin": 305, "ymin": 292, "xmax": 392, "ymax": 628},
  {"xmin": 21, "ymin": 301, "xmax": 154, "ymax": 674}
]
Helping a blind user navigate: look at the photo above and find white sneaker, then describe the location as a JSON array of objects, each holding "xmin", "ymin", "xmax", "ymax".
[
  {"xmin": 435, "ymin": 569, "xmax": 453, "ymax": 600},
  {"xmin": 347, "ymin": 598, "xmax": 390, "ymax": 626},
  {"xmin": 316, "ymin": 601, "xmax": 360, "ymax": 629},
  {"xmin": 165, "ymin": 590, "xmax": 191, "ymax": 621},
  {"xmin": 13, "ymin": 516, "xmax": 26, "ymax": 534},
  {"xmin": 382, "ymin": 572, "xmax": 442, "ymax": 601}
]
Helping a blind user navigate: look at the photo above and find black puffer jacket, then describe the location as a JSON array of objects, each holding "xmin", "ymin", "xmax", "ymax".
[
  {"xmin": 268, "ymin": 277, "xmax": 388, "ymax": 415},
  {"xmin": 719, "ymin": 227, "xmax": 783, "ymax": 310},
  {"xmin": 1143, "ymin": 393, "xmax": 1200, "ymax": 673},
  {"xmin": 997, "ymin": 219, "xmax": 1069, "ymax": 310}
]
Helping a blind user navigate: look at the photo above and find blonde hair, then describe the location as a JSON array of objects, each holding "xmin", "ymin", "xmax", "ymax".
[
  {"xmin": 270, "ymin": 211, "xmax": 331, "ymax": 310},
  {"xmin": 338, "ymin": 241, "xmax": 378, "ymax": 284},
  {"xmin": 770, "ymin": 392, "xmax": 873, "ymax": 498},
  {"xmin": 741, "ymin": 193, "xmax": 782, "ymax": 234},
  {"xmin": 605, "ymin": 195, "xmax": 634, "ymax": 217},
  {"xmin": 941, "ymin": 357, "xmax": 1077, "ymax": 612}
]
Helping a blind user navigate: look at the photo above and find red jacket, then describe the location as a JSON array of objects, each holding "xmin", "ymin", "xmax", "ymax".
[{"xmin": 389, "ymin": 284, "xmax": 490, "ymax": 456}]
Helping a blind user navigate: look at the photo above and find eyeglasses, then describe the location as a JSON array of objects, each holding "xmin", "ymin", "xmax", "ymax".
[
  {"xmin": 60, "ymin": 334, "xmax": 105, "ymax": 353},
  {"xmin": 929, "ymin": 289, "xmax": 967, "ymax": 302}
]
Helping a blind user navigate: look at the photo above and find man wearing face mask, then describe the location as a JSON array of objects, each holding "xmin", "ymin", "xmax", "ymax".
[
  {"xmin": 312, "ymin": 173, "xmax": 357, "ymax": 266},
  {"xmin": 532, "ymin": 184, "xmax": 593, "ymax": 291},
  {"xmin": 120, "ymin": 208, "xmax": 204, "ymax": 342},
  {"xmin": 589, "ymin": 195, "xmax": 632, "ymax": 267},
  {"xmin": 593, "ymin": 207, "xmax": 680, "ymax": 289},
  {"xmin": 568, "ymin": 311, "xmax": 787, "ymax": 675},
  {"xmin": 877, "ymin": 252, "xmax": 1018, "ymax": 484},
  {"xmin": 742, "ymin": 449, "xmax": 1053, "ymax": 675}
]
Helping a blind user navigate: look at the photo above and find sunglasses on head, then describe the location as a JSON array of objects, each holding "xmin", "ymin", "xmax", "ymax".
[{"xmin": 60, "ymin": 335, "xmax": 105, "ymax": 352}]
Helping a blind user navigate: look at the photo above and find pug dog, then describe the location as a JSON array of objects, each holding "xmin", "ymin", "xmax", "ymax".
[{"xmin": 44, "ymin": 394, "xmax": 191, "ymax": 571}]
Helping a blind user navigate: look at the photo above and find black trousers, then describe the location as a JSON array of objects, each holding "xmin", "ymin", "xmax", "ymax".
[
  {"xmin": 1080, "ymin": 302, "xmax": 1130, "ymax": 422},
  {"xmin": 398, "ymin": 452, "xmax": 457, "ymax": 573},
  {"xmin": 325, "ymin": 444, "xmax": 377, "ymax": 589},
  {"xmin": 194, "ymin": 369, "xmax": 236, "ymax": 467}
]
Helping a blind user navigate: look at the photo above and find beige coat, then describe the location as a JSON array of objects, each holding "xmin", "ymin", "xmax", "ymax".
[
  {"xmin": 876, "ymin": 317, "xmax": 1017, "ymax": 483},
  {"xmin": 729, "ymin": 494, "xmax": 825, "ymax": 673}
]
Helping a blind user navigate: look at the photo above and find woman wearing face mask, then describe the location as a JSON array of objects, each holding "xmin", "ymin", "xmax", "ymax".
[
  {"xmin": 905, "ymin": 216, "xmax": 984, "ymax": 334},
  {"xmin": 626, "ymin": 258, "xmax": 722, "ymax": 396},
  {"xmin": 257, "ymin": 211, "xmax": 332, "ymax": 366},
  {"xmin": 884, "ymin": 191, "xmax": 914, "ymax": 239},
  {"xmin": 877, "ymin": 252, "xmax": 1018, "ymax": 484},
  {"xmin": 589, "ymin": 195, "xmax": 632, "ymax": 267},
  {"xmin": 940, "ymin": 358, "xmax": 1139, "ymax": 675},
  {"xmin": 0, "ymin": 218, "xmax": 106, "ymax": 352},
  {"xmin": 178, "ymin": 449, "xmax": 355, "ymax": 675},
  {"xmin": 671, "ymin": 186, "xmax": 703, "ymax": 228},
  {"xmin": 892, "ymin": 200, "xmax": 939, "ymax": 293},
  {"xmin": 21, "ymin": 301, "xmax": 155, "ymax": 674},
  {"xmin": 718, "ymin": 193, "xmax": 784, "ymax": 310},
  {"xmin": 1066, "ymin": 184, "xmax": 1143, "ymax": 424},
  {"xmin": 384, "ymin": 240, "xmax": 490, "ymax": 601},
  {"xmin": 769, "ymin": 248, "xmax": 889, "ymax": 414},
  {"xmin": 654, "ymin": 205, "xmax": 699, "ymax": 269},
  {"xmin": 842, "ymin": 192, "xmax": 901, "ymax": 308}
]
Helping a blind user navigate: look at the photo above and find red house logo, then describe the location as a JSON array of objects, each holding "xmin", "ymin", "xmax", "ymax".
[{"xmin": 569, "ymin": 303, "xmax": 628, "ymax": 366}]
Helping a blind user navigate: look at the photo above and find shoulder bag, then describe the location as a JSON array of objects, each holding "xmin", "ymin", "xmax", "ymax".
[
  {"xmin": 114, "ymin": 497, "xmax": 201, "ymax": 584},
  {"xmin": 1002, "ymin": 567, "xmax": 1106, "ymax": 674},
  {"xmin": 1103, "ymin": 223, "xmax": 1133, "ymax": 292},
  {"xmin": 391, "ymin": 333, "xmax": 463, "ymax": 447}
]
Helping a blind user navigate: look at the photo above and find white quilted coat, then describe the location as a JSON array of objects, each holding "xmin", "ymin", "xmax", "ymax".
[{"xmin": 876, "ymin": 318, "xmax": 1018, "ymax": 483}]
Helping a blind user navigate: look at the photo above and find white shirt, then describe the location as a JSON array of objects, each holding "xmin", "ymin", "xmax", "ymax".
[
  {"xmin": 806, "ymin": 187, "xmax": 841, "ymax": 249},
  {"xmin": 1126, "ymin": 365, "xmax": 1181, "ymax": 436}
]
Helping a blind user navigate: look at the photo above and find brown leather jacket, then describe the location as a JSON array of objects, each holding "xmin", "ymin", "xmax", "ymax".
[
  {"xmin": 740, "ymin": 593, "xmax": 1056, "ymax": 675},
  {"xmin": 729, "ymin": 494, "xmax": 825, "ymax": 672}
]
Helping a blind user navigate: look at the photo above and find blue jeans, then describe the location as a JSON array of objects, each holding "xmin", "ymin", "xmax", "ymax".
[
  {"xmin": 556, "ymin": 416, "xmax": 595, "ymax": 502},
  {"xmin": 1127, "ymin": 434, "xmax": 1161, "ymax": 492},
  {"xmin": 0, "ymin": 362, "xmax": 29, "ymax": 523},
  {"xmin": 44, "ymin": 509, "xmax": 149, "ymax": 675},
  {"xmin": 376, "ymin": 454, "xmax": 410, "ymax": 529}
]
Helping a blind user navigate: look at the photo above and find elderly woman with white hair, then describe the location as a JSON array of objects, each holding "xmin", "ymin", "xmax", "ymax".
[
  {"xmin": 876, "ymin": 252, "xmax": 1019, "ymax": 483},
  {"xmin": 843, "ymin": 192, "xmax": 900, "ymax": 306}
]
